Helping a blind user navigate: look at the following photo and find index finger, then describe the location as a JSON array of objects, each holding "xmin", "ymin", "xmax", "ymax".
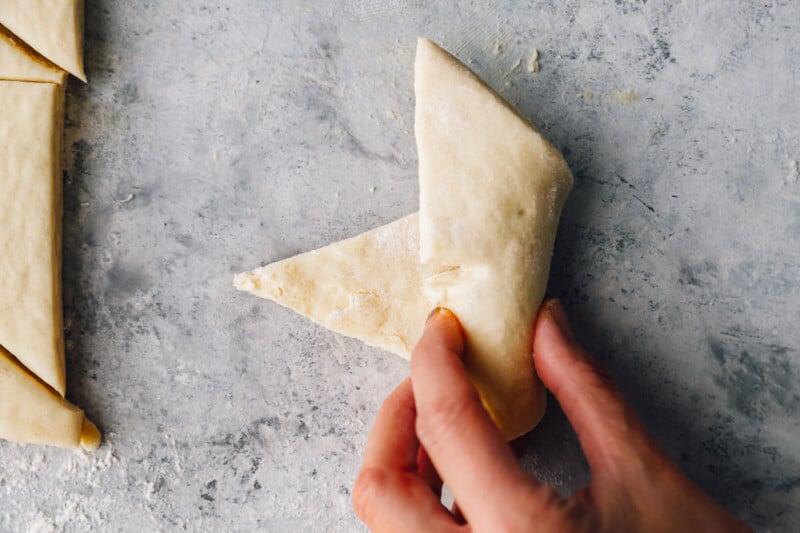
[{"xmin": 410, "ymin": 309, "xmax": 556, "ymax": 528}]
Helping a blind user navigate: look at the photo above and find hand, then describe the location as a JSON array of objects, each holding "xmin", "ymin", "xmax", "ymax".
[{"xmin": 352, "ymin": 300, "xmax": 751, "ymax": 532}]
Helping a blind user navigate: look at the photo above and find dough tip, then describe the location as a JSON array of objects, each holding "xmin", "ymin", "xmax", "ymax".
[
  {"xmin": 79, "ymin": 418, "xmax": 102, "ymax": 451},
  {"xmin": 233, "ymin": 271, "xmax": 254, "ymax": 291}
]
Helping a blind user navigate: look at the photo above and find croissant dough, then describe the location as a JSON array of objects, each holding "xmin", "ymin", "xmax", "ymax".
[
  {"xmin": 0, "ymin": 25, "xmax": 67, "ymax": 83},
  {"xmin": 0, "ymin": 0, "xmax": 85, "ymax": 81},
  {"xmin": 235, "ymin": 215, "xmax": 428, "ymax": 357},
  {"xmin": 0, "ymin": 345, "xmax": 99, "ymax": 451},
  {"xmin": 0, "ymin": 81, "xmax": 67, "ymax": 396},
  {"xmin": 236, "ymin": 38, "xmax": 572, "ymax": 440},
  {"xmin": 0, "ymin": 7, "xmax": 98, "ymax": 450},
  {"xmin": 416, "ymin": 38, "xmax": 573, "ymax": 439}
]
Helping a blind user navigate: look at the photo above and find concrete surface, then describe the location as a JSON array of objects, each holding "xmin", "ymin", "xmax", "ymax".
[{"xmin": 0, "ymin": 0, "xmax": 798, "ymax": 531}]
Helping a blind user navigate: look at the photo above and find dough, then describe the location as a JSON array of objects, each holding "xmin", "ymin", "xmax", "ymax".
[
  {"xmin": 235, "ymin": 215, "xmax": 428, "ymax": 357},
  {"xmin": 0, "ymin": 25, "xmax": 67, "ymax": 83},
  {"xmin": 0, "ymin": 0, "xmax": 86, "ymax": 81},
  {"xmin": 0, "ymin": 81, "xmax": 66, "ymax": 396},
  {"xmin": 0, "ymin": 345, "xmax": 99, "ymax": 450},
  {"xmin": 236, "ymin": 38, "xmax": 572, "ymax": 440},
  {"xmin": 415, "ymin": 38, "xmax": 573, "ymax": 439}
]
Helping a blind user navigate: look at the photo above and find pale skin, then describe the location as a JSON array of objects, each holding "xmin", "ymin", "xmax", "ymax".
[{"xmin": 353, "ymin": 300, "xmax": 751, "ymax": 532}]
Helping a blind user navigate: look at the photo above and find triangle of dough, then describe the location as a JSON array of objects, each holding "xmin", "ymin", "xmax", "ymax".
[
  {"xmin": 0, "ymin": 0, "xmax": 85, "ymax": 81},
  {"xmin": 415, "ymin": 38, "xmax": 573, "ymax": 439},
  {"xmin": 0, "ymin": 25, "xmax": 67, "ymax": 83},
  {"xmin": 0, "ymin": 81, "xmax": 66, "ymax": 396},
  {"xmin": 235, "ymin": 214, "xmax": 429, "ymax": 357},
  {"xmin": 0, "ymin": 345, "xmax": 99, "ymax": 450}
]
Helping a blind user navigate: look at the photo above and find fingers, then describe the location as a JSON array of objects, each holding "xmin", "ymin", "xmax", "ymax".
[
  {"xmin": 352, "ymin": 469, "xmax": 461, "ymax": 533},
  {"xmin": 361, "ymin": 379, "xmax": 419, "ymax": 473},
  {"xmin": 355, "ymin": 378, "xmax": 459, "ymax": 532},
  {"xmin": 411, "ymin": 308, "xmax": 549, "ymax": 528},
  {"xmin": 532, "ymin": 299, "xmax": 656, "ymax": 474},
  {"xmin": 416, "ymin": 446, "xmax": 443, "ymax": 496}
]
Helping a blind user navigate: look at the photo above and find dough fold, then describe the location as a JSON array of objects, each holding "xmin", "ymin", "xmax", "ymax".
[
  {"xmin": 0, "ymin": 25, "xmax": 67, "ymax": 83},
  {"xmin": 415, "ymin": 38, "xmax": 573, "ymax": 439},
  {"xmin": 0, "ymin": 81, "xmax": 67, "ymax": 396}
]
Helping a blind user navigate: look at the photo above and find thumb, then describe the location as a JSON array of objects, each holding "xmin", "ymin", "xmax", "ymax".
[{"xmin": 532, "ymin": 300, "xmax": 657, "ymax": 475}]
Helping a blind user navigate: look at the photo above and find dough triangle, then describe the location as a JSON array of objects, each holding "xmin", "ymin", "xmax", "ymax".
[
  {"xmin": 0, "ymin": 0, "xmax": 85, "ymax": 81},
  {"xmin": 235, "ymin": 214, "xmax": 428, "ymax": 357},
  {"xmin": 0, "ymin": 81, "xmax": 67, "ymax": 395},
  {"xmin": 415, "ymin": 38, "xmax": 573, "ymax": 439},
  {"xmin": 0, "ymin": 345, "xmax": 99, "ymax": 450},
  {"xmin": 0, "ymin": 25, "xmax": 67, "ymax": 83}
]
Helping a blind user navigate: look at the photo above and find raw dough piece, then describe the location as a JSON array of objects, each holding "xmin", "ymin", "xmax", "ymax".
[
  {"xmin": 235, "ymin": 215, "xmax": 428, "ymax": 356},
  {"xmin": 236, "ymin": 39, "xmax": 572, "ymax": 440},
  {"xmin": 416, "ymin": 38, "xmax": 573, "ymax": 439},
  {"xmin": 0, "ymin": 80, "xmax": 67, "ymax": 396},
  {"xmin": 0, "ymin": 345, "xmax": 99, "ymax": 450},
  {"xmin": 0, "ymin": 25, "xmax": 66, "ymax": 83},
  {"xmin": 0, "ymin": 0, "xmax": 86, "ymax": 81}
]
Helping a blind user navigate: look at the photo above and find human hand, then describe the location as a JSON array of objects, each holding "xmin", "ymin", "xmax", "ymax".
[{"xmin": 352, "ymin": 300, "xmax": 751, "ymax": 532}]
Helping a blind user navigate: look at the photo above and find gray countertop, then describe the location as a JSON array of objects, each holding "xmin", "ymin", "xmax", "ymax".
[{"xmin": 1, "ymin": 1, "xmax": 798, "ymax": 531}]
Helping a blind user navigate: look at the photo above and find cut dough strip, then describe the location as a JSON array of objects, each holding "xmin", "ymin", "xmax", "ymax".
[
  {"xmin": 0, "ymin": 0, "xmax": 86, "ymax": 81},
  {"xmin": 0, "ymin": 81, "xmax": 67, "ymax": 396},
  {"xmin": 0, "ymin": 344, "xmax": 99, "ymax": 450},
  {"xmin": 0, "ymin": 25, "xmax": 67, "ymax": 83},
  {"xmin": 0, "ymin": 6, "xmax": 99, "ymax": 450}
]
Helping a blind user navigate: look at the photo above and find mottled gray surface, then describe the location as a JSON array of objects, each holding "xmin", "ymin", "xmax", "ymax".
[{"xmin": 0, "ymin": 0, "xmax": 798, "ymax": 531}]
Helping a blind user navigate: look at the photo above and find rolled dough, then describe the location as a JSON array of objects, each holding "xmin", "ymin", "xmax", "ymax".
[
  {"xmin": 236, "ymin": 38, "xmax": 572, "ymax": 441},
  {"xmin": 0, "ymin": 345, "xmax": 99, "ymax": 450},
  {"xmin": 0, "ymin": 25, "xmax": 67, "ymax": 83},
  {"xmin": 0, "ymin": 80, "xmax": 67, "ymax": 396},
  {"xmin": 0, "ymin": 0, "xmax": 86, "ymax": 81}
]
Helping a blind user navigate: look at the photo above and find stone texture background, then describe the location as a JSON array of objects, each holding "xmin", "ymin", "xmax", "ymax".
[{"xmin": 1, "ymin": 1, "xmax": 798, "ymax": 531}]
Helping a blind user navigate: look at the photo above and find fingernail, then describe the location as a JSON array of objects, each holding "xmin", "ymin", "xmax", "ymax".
[
  {"xmin": 426, "ymin": 307, "xmax": 444, "ymax": 323},
  {"xmin": 543, "ymin": 299, "xmax": 574, "ymax": 340},
  {"xmin": 423, "ymin": 307, "xmax": 464, "ymax": 355}
]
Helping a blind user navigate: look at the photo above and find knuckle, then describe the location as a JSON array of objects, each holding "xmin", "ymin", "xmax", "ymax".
[
  {"xmin": 351, "ymin": 468, "xmax": 388, "ymax": 523},
  {"xmin": 575, "ymin": 354, "xmax": 619, "ymax": 394}
]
